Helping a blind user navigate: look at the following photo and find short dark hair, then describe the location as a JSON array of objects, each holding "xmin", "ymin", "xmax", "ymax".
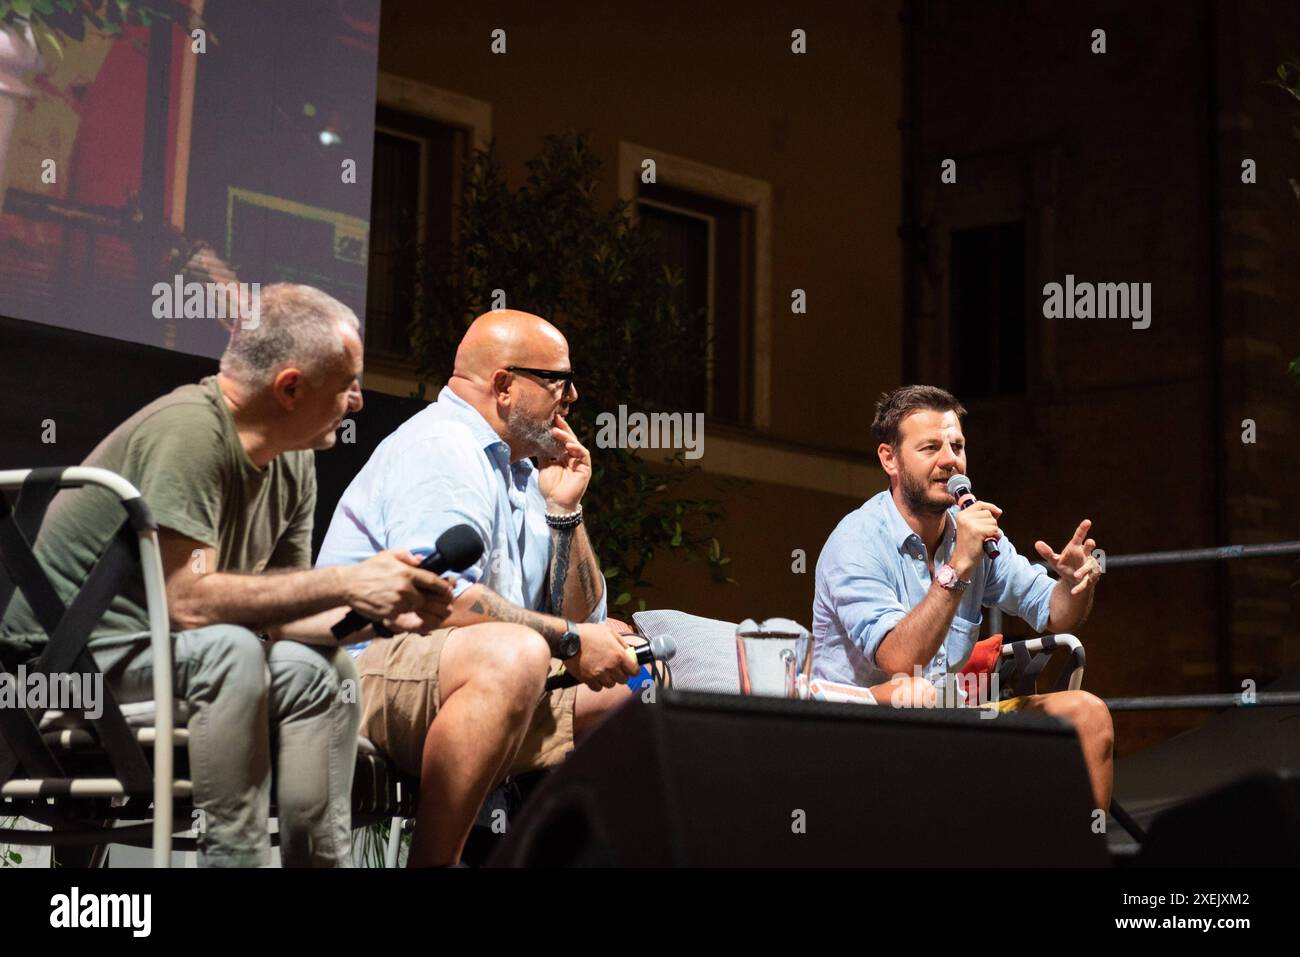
[{"xmin": 871, "ymin": 384, "xmax": 967, "ymax": 448}]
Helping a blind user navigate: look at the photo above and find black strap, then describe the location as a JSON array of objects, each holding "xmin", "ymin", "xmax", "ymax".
[
  {"xmin": 14, "ymin": 467, "xmax": 66, "ymax": 540},
  {"xmin": 0, "ymin": 478, "xmax": 71, "ymax": 782},
  {"xmin": 67, "ymin": 648, "xmax": 153, "ymax": 791},
  {"xmin": 1004, "ymin": 639, "xmax": 1059, "ymax": 697},
  {"xmin": 0, "ymin": 659, "xmax": 67, "ymax": 779},
  {"xmin": 1054, "ymin": 646, "xmax": 1087, "ymax": 692},
  {"xmin": 34, "ymin": 522, "xmax": 136, "ymax": 675},
  {"xmin": 0, "ymin": 498, "xmax": 69, "ymax": 637},
  {"xmin": 0, "ymin": 472, "xmax": 154, "ymax": 790},
  {"xmin": 1010, "ymin": 640, "xmax": 1035, "ymax": 696},
  {"xmin": 1000, "ymin": 637, "xmax": 1088, "ymax": 698},
  {"xmin": 15, "ymin": 526, "xmax": 153, "ymax": 790},
  {"xmin": 0, "ymin": 467, "xmax": 66, "ymax": 622},
  {"xmin": 1019, "ymin": 653, "xmax": 1054, "ymax": 696}
]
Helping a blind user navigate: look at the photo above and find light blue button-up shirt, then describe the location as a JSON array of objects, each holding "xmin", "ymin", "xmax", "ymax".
[
  {"xmin": 812, "ymin": 489, "xmax": 1055, "ymax": 688},
  {"xmin": 316, "ymin": 386, "xmax": 606, "ymax": 651}
]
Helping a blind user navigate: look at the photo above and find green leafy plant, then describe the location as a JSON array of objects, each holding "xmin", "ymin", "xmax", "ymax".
[
  {"xmin": 0, "ymin": 0, "xmax": 202, "ymax": 61},
  {"xmin": 350, "ymin": 818, "xmax": 401, "ymax": 868},
  {"xmin": 1, "ymin": 817, "xmax": 25, "ymax": 866},
  {"xmin": 1269, "ymin": 57, "xmax": 1300, "ymax": 137},
  {"xmin": 405, "ymin": 132, "xmax": 737, "ymax": 608}
]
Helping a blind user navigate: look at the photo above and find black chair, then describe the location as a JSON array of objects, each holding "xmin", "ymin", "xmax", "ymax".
[
  {"xmin": 0, "ymin": 465, "xmax": 419, "ymax": 866},
  {"xmin": 0, "ymin": 465, "xmax": 178, "ymax": 865}
]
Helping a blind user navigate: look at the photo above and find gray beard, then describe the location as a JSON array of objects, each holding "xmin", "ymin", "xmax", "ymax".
[{"xmin": 509, "ymin": 412, "xmax": 565, "ymax": 460}]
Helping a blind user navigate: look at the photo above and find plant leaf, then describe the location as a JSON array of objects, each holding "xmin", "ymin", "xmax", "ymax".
[{"xmin": 37, "ymin": 23, "xmax": 61, "ymax": 59}]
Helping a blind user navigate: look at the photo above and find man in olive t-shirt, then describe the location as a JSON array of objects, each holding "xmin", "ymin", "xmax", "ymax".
[
  {"xmin": 1, "ymin": 285, "xmax": 453, "ymax": 866},
  {"xmin": 2, "ymin": 376, "xmax": 317, "ymax": 655}
]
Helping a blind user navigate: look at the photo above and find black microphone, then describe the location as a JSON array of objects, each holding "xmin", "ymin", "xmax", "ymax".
[
  {"xmin": 946, "ymin": 474, "xmax": 1000, "ymax": 559},
  {"xmin": 331, "ymin": 524, "xmax": 484, "ymax": 640},
  {"xmin": 544, "ymin": 633, "xmax": 677, "ymax": 692}
]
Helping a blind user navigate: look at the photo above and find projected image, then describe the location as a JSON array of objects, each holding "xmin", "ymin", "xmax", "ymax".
[{"xmin": 0, "ymin": 0, "xmax": 378, "ymax": 359}]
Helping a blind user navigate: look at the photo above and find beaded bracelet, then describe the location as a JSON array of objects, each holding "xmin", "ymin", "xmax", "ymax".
[{"xmin": 545, "ymin": 504, "xmax": 584, "ymax": 529}]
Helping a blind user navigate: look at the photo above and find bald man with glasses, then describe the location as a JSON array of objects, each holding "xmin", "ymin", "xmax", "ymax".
[{"xmin": 316, "ymin": 309, "xmax": 639, "ymax": 866}]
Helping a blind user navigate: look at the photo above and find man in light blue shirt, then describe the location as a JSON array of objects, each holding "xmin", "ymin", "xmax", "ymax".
[
  {"xmin": 317, "ymin": 309, "xmax": 640, "ymax": 866},
  {"xmin": 812, "ymin": 385, "xmax": 1114, "ymax": 810},
  {"xmin": 319, "ymin": 382, "xmax": 593, "ymax": 655}
]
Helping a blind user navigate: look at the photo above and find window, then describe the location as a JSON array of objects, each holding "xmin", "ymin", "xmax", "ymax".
[
  {"xmin": 364, "ymin": 106, "xmax": 465, "ymax": 359},
  {"xmin": 638, "ymin": 181, "xmax": 755, "ymax": 424},
  {"xmin": 948, "ymin": 221, "xmax": 1026, "ymax": 398}
]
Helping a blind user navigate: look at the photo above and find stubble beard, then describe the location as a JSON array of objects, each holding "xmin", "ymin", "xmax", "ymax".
[
  {"xmin": 508, "ymin": 406, "xmax": 565, "ymax": 459},
  {"xmin": 900, "ymin": 468, "xmax": 952, "ymax": 517}
]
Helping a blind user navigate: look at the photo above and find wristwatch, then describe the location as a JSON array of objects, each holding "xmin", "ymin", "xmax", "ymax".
[
  {"xmin": 556, "ymin": 621, "xmax": 581, "ymax": 660},
  {"xmin": 936, "ymin": 563, "xmax": 971, "ymax": 593}
]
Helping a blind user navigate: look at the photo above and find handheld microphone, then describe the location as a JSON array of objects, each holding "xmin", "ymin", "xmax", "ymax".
[
  {"xmin": 946, "ymin": 474, "xmax": 1000, "ymax": 560},
  {"xmin": 330, "ymin": 524, "xmax": 484, "ymax": 640},
  {"xmin": 544, "ymin": 633, "xmax": 677, "ymax": 692}
]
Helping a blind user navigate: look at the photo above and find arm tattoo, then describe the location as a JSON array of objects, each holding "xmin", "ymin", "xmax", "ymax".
[
  {"xmin": 576, "ymin": 552, "xmax": 600, "ymax": 607},
  {"xmin": 468, "ymin": 589, "xmax": 565, "ymax": 652},
  {"xmin": 547, "ymin": 526, "xmax": 574, "ymax": 616},
  {"xmin": 548, "ymin": 524, "xmax": 605, "ymax": 620}
]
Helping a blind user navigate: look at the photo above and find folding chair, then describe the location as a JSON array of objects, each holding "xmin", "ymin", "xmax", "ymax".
[
  {"xmin": 994, "ymin": 633, "xmax": 1086, "ymax": 698},
  {"xmin": 0, "ymin": 466, "xmax": 176, "ymax": 867},
  {"xmin": 351, "ymin": 736, "xmax": 418, "ymax": 867}
]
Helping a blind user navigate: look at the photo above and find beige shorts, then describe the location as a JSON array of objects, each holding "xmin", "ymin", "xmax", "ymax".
[{"xmin": 355, "ymin": 628, "xmax": 579, "ymax": 780}]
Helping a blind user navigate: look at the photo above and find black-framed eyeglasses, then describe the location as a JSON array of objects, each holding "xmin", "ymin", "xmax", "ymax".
[{"xmin": 507, "ymin": 366, "xmax": 576, "ymax": 394}]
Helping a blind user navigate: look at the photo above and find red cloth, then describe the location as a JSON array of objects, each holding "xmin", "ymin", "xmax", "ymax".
[
  {"xmin": 956, "ymin": 634, "xmax": 1003, "ymax": 705},
  {"xmin": 960, "ymin": 634, "xmax": 1004, "ymax": 676}
]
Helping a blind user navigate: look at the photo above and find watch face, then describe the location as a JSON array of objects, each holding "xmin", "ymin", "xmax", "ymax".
[
  {"xmin": 937, "ymin": 565, "xmax": 955, "ymax": 587},
  {"xmin": 559, "ymin": 631, "xmax": 581, "ymax": 659}
]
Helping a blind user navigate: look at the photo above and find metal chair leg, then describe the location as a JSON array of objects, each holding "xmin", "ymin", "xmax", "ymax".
[{"xmin": 385, "ymin": 817, "xmax": 404, "ymax": 868}]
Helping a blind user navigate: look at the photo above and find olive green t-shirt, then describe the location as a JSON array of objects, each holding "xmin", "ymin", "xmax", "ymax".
[{"xmin": 0, "ymin": 376, "xmax": 316, "ymax": 664}]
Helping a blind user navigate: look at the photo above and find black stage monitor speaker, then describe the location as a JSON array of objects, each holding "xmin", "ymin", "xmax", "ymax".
[
  {"xmin": 490, "ymin": 690, "xmax": 1110, "ymax": 867},
  {"xmin": 1135, "ymin": 771, "xmax": 1300, "ymax": 867}
]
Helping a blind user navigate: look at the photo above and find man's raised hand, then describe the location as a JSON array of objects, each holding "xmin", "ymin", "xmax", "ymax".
[
  {"xmin": 537, "ymin": 414, "xmax": 592, "ymax": 512},
  {"xmin": 952, "ymin": 501, "xmax": 1002, "ymax": 577},
  {"xmin": 1035, "ymin": 519, "xmax": 1101, "ymax": 596}
]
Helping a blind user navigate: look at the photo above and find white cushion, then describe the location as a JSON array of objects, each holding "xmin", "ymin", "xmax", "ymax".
[{"xmin": 631, "ymin": 609, "xmax": 741, "ymax": 693}]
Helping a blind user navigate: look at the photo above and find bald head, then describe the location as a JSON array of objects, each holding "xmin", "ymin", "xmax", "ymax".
[
  {"xmin": 448, "ymin": 310, "xmax": 577, "ymax": 461},
  {"xmin": 452, "ymin": 310, "xmax": 568, "ymax": 382}
]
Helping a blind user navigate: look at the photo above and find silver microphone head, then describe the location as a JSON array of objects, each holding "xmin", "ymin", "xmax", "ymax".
[
  {"xmin": 649, "ymin": 634, "xmax": 677, "ymax": 661},
  {"xmin": 946, "ymin": 474, "xmax": 972, "ymax": 498}
]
